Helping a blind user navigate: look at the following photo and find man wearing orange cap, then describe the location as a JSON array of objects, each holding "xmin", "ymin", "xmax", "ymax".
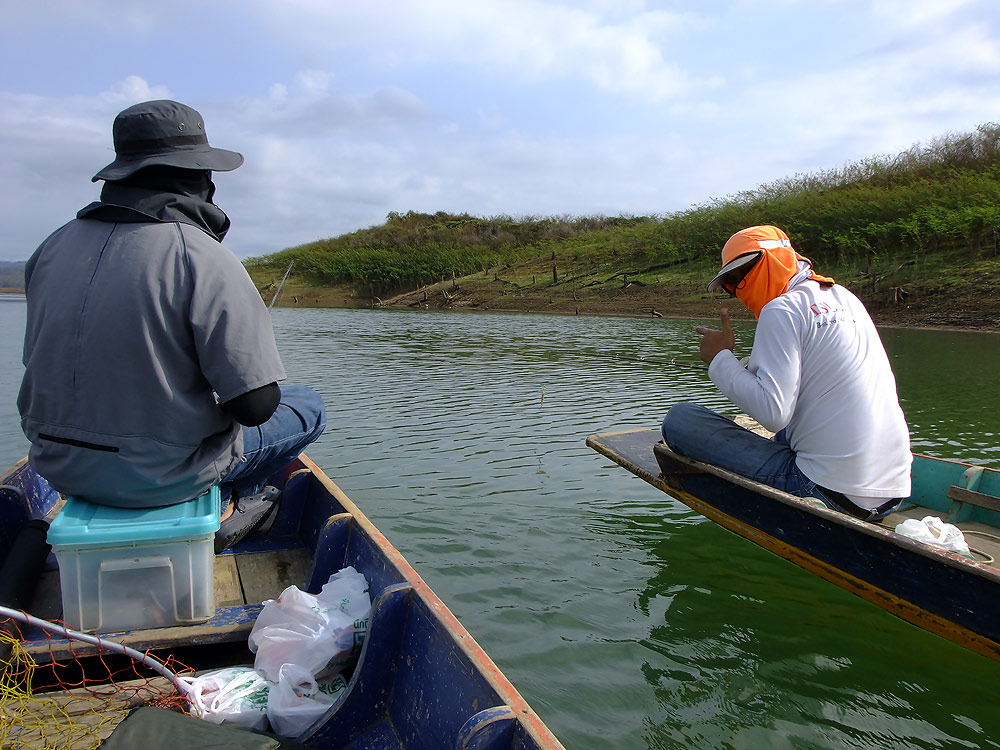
[{"xmin": 661, "ymin": 225, "xmax": 911, "ymax": 521}]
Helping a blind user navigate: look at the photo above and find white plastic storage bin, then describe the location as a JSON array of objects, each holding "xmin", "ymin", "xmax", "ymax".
[{"xmin": 47, "ymin": 486, "xmax": 221, "ymax": 633}]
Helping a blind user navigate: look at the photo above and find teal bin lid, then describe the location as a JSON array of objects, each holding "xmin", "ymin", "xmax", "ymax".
[{"xmin": 48, "ymin": 486, "xmax": 221, "ymax": 549}]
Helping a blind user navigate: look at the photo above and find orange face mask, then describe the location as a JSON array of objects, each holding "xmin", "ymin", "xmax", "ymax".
[{"xmin": 718, "ymin": 226, "xmax": 833, "ymax": 318}]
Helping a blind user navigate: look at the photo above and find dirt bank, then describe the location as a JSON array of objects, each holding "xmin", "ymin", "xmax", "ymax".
[
  {"xmin": 261, "ymin": 273, "xmax": 999, "ymax": 332},
  {"xmin": 379, "ymin": 280, "xmax": 999, "ymax": 333}
]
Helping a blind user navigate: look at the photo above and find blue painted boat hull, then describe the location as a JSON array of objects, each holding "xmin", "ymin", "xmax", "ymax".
[
  {"xmin": 587, "ymin": 428, "xmax": 1000, "ymax": 662},
  {"xmin": 0, "ymin": 455, "xmax": 565, "ymax": 749}
]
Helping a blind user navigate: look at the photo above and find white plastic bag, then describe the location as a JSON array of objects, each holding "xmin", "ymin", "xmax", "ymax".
[
  {"xmin": 248, "ymin": 566, "xmax": 371, "ymax": 682},
  {"xmin": 895, "ymin": 516, "xmax": 970, "ymax": 554},
  {"xmin": 178, "ymin": 666, "xmax": 270, "ymax": 730},
  {"xmin": 265, "ymin": 663, "xmax": 348, "ymax": 738}
]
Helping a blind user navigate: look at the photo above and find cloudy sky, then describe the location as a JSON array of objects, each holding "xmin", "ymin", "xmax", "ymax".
[{"xmin": 1, "ymin": 0, "xmax": 998, "ymax": 262}]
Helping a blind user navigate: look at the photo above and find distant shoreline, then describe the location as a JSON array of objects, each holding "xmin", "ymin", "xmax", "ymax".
[
  {"xmin": 4, "ymin": 283, "xmax": 993, "ymax": 335},
  {"xmin": 257, "ymin": 280, "xmax": 1000, "ymax": 334}
]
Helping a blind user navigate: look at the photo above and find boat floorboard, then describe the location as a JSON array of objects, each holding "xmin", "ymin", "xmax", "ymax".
[
  {"xmin": 19, "ymin": 545, "xmax": 313, "ymax": 662},
  {"xmin": 878, "ymin": 506, "xmax": 1000, "ymax": 565},
  {"xmin": 1, "ymin": 676, "xmax": 174, "ymax": 750}
]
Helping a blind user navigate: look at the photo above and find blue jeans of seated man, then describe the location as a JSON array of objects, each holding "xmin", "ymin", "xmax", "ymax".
[
  {"xmin": 219, "ymin": 384, "xmax": 326, "ymax": 510},
  {"xmin": 661, "ymin": 402, "xmax": 895, "ymax": 521}
]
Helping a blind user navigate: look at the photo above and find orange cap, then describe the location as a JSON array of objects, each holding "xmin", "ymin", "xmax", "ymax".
[{"xmin": 706, "ymin": 225, "xmax": 792, "ymax": 292}]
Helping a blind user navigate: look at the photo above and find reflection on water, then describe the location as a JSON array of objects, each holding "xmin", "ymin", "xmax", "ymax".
[
  {"xmin": 882, "ymin": 328, "xmax": 1000, "ymax": 464},
  {"xmin": 624, "ymin": 503, "xmax": 1000, "ymax": 749},
  {"xmin": 1, "ymin": 301, "xmax": 998, "ymax": 749}
]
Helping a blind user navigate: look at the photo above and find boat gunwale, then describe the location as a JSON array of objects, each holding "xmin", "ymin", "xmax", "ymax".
[
  {"xmin": 587, "ymin": 428, "xmax": 1000, "ymax": 584},
  {"xmin": 0, "ymin": 454, "xmax": 566, "ymax": 750},
  {"xmin": 587, "ymin": 427, "xmax": 1000, "ymax": 661},
  {"xmin": 276, "ymin": 454, "xmax": 566, "ymax": 749}
]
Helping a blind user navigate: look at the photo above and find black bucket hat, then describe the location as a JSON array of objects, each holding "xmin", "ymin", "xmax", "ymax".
[{"xmin": 92, "ymin": 100, "xmax": 244, "ymax": 182}]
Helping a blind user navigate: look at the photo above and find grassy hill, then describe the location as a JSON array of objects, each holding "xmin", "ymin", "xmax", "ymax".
[
  {"xmin": 0, "ymin": 261, "xmax": 25, "ymax": 292},
  {"xmin": 246, "ymin": 124, "xmax": 1000, "ymax": 330}
]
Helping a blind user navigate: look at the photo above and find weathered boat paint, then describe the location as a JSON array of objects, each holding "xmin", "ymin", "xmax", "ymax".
[
  {"xmin": 587, "ymin": 427, "xmax": 1000, "ymax": 662},
  {"xmin": 0, "ymin": 454, "xmax": 565, "ymax": 749}
]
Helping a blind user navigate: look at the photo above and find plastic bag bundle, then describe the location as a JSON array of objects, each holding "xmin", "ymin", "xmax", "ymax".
[
  {"xmin": 248, "ymin": 566, "xmax": 371, "ymax": 682},
  {"xmin": 266, "ymin": 663, "xmax": 349, "ymax": 738},
  {"xmin": 894, "ymin": 516, "xmax": 970, "ymax": 554},
  {"xmin": 179, "ymin": 666, "xmax": 270, "ymax": 730},
  {"xmin": 185, "ymin": 567, "xmax": 370, "ymax": 738}
]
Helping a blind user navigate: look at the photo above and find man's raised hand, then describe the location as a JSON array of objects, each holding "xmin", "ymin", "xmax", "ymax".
[{"xmin": 694, "ymin": 308, "xmax": 735, "ymax": 365}]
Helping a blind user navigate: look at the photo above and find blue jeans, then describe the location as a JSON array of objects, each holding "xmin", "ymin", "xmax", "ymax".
[
  {"xmin": 219, "ymin": 384, "xmax": 326, "ymax": 507},
  {"xmin": 661, "ymin": 402, "xmax": 895, "ymax": 521}
]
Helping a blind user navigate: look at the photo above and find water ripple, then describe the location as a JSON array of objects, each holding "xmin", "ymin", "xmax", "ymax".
[
  {"xmin": 2, "ymin": 303, "xmax": 999, "ymax": 750},
  {"xmin": 271, "ymin": 308, "xmax": 1000, "ymax": 750}
]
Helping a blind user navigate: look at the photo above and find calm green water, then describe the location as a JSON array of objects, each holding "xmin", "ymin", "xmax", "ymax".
[{"xmin": 2, "ymin": 298, "xmax": 999, "ymax": 749}]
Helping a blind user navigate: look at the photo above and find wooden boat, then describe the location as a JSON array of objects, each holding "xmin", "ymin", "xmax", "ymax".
[
  {"xmin": 586, "ymin": 426, "xmax": 1000, "ymax": 662},
  {"xmin": 0, "ymin": 454, "xmax": 565, "ymax": 749}
]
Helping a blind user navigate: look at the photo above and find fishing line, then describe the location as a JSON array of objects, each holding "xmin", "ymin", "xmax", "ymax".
[
  {"xmin": 610, "ymin": 353, "xmax": 708, "ymax": 371},
  {"xmin": 268, "ymin": 261, "xmax": 294, "ymax": 311}
]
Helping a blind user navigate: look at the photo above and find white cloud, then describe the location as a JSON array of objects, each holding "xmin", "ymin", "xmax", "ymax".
[
  {"xmin": 252, "ymin": 0, "xmax": 712, "ymax": 100},
  {"xmin": 101, "ymin": 75, "xmax": 172, "ymax": 105},
  {"xmin": 0, "ymin": 91, "xmax": 111, "ymax": 236},
  {"xmin": 694, "ymin": 2, "xmax": 1000, "ymax": 182},
  {"xmin": 1, "ymin": 1, "xmax": 998, "ymax": 261},
  {"xmin": 870, "ymin": 0, "xmax": 979, "ymax": 28},
  {"xmin": 233, "ymin": 83, "xmax": 429, "ymax": 138},
  {"xmin": 294, "ymin": 70, "xmax": 336, "ymax": 97}
]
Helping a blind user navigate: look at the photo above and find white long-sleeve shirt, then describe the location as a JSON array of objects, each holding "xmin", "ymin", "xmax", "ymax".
[{"xmin": 708, "ymin": 277, "xmax": 912, "ymax": 507}]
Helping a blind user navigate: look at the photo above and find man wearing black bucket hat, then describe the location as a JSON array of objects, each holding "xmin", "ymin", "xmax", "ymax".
[{"xmin": 18, "ymin": 100, "xmax": 326, "ymax": 551}]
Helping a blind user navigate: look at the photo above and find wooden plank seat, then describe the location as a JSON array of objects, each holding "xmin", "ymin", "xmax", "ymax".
[{"xmin": 947, "ymin": 485, "xmax": 1000, "ymax": 513}]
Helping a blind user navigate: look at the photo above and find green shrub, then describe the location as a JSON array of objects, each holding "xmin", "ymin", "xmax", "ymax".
[{"xmin": 248, "ymin": 124, "xmax": 1000, "ymax": 288}]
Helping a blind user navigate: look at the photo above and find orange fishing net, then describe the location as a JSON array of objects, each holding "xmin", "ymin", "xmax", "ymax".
[{"xmin": 0, "ymin": 616, "xmax": 192, "ymax": 750}]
